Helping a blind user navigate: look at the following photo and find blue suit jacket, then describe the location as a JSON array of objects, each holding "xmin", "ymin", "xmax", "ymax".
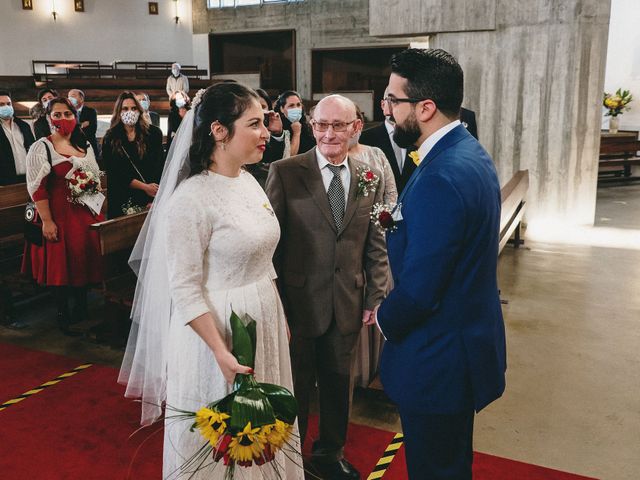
[{"xmin": 378, "ymin": 124, "xmax": 506, "ymax": 415}]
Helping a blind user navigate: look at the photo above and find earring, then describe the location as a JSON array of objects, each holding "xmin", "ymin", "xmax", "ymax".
[{"xmin": 220, "ymin": 142, "xmax": 226, "ymax": 150}]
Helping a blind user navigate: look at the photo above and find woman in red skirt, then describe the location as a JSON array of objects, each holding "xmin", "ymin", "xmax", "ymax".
[{"xmin": 23, "ymin": 97, "xmax": 104, "ymax": 335}]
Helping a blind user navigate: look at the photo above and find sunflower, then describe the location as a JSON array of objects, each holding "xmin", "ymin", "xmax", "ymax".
[
  {"xmin": 261, "ymin": 419, "xmax": 292, "ymax": 451},
  {"xmin": 195, "ymin": 407, "xmax": 230, "ymax": 446},
  {"xmin": 228, "ymin": 422, "xmax": 267, "ymax": 463}
]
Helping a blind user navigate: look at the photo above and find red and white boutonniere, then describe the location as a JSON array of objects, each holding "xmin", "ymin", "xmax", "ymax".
[
  {"xmin": 356, "ymin": 165, "xmax": 380, "ymax": 197},
  {"xmin": 370, "ymin": 202, "xmax": 400, "ymax": 233}
]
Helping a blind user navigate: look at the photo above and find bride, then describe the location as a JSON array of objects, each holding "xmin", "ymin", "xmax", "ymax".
[{"xmin": 118, "ymin": 83, "xmax": 304, "ymax": 479}]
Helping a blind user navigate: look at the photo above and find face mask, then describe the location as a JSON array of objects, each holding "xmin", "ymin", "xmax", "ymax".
[
  {"xmin": 140, "ymin": 100, "xmax": 150, "ymax": 111},
  {"xmin": 121, "ymin": 110, "xmax": 140, "ymax": 126},
  {"xmin": 286, "ymin": 108, "xmax": 303, "ymax": 123},
  {"xmin": 68, "ymin": 97, "xmax": 79, "ymax": 107},
  {"xmin": 50, "ymin": 117, "xmax": 77, "ymax": 136},
  {"xmin": 172, "ymin": 69, "xmax": 180, "ymax": 77},
  {"xmin": 0, "ymin": 105, "xmax": 14, "ymax": 119},
  {"xmin": 42, "ymin": 99, "xmax": 50, "ymax": 109},
  {"xmin": 175, "ymin": 98, "xmax": 186, "ymax": 108}
]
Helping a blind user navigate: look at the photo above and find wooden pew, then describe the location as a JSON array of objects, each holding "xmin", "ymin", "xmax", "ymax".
[
  {"xmin": 0, "ymin": 183, "xmax": 36, "ymax": 322},
  {"xmin": 598, "ymin": 131, "xmax": 640, "ymax": 180},
  {"xmin": 499, "ymin": 170, "xmax": 529, "ymax": 254},
  {"xmin": 89, "ymin": 211, "xmax": 147, "ymax": 343}
]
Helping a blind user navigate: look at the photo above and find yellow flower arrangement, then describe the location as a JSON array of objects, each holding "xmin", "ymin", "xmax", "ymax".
[
  {"xmin": 170, "ymin": 312, "xmax": 299, "ymax": 477},
  {"xmin": 603, "ymin": 88, "xmax": 632, "ymax": 117},
  {"xmin": 195, "ymin": 407, "xmax": 230, "ymax": 446},
  {"xmin": 227, "ymin": 422, "xmax": 267, "ymax": 463},
  {"xmin": 261, "ymin": 419, "xmax": 292, "ymax": 450}
]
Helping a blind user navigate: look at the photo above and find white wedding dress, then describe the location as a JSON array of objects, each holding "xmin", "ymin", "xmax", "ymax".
[{"xmin": 162, "ymin": 170, "xmax": 303, "ymax": 480}]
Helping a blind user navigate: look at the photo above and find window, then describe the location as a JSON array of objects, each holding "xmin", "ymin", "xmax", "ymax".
[{"xmin": 208, "ymin": 0, "xmax": 303, "ymax": 8}]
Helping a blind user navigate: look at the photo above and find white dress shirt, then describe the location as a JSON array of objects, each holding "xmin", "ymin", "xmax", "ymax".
[
  {"xmin": 415, "ymin": 120, "xmax": 461, "ymax": 164},
  {"xmin": 384, "ymin": 119, "xmax": 407, "ymax": 171},
  {"xmin": 1, "ymin": 118, "xmax": 27, "ymax": 175},
  {"xmin": 316, "ymin": 147, "xmax": 350, "ymax": 205}
]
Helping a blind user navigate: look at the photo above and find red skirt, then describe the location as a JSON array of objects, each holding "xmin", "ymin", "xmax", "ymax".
[{"xmin": 21, "ymin": 161, "xmax": 104, "ymax": 287}]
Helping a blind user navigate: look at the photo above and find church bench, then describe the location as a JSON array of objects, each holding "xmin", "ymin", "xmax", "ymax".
[
  {"xmin": 499, "ymin": 170, "xmax": 529, "ymax": 254},
  {"xmin": 0, "ymin": 183, "xmax": 37, "ymax": 323},
  {"xmin": 598, "ymin": 132, "xmax": 640, "ymax": 180},
  {"xmin": 0, "ymin": 183, "xmax": 30, "ymax": 260},
  {"xmin": 88, "ymin": 211, "xmax": 147, "ymax": 343}
]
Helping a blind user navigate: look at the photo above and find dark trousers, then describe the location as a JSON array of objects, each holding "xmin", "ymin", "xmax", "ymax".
[
  {"xmin": 290, "ymin": 320, "xmax": 359, "ymax": 463},
  {"xmin": 398, "ymin": 407, "xmax": 475, "ymax": 480}
]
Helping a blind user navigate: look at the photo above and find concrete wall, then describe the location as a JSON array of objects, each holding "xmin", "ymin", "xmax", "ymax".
[
  {"xmin": 192, "ymin": 0, "xmax": 428, "ymax": 99},
  {"xmin": 0, "ymin": 0, "xmax": 195, "ymax": 76},
  {"xmin": 603, "ymin": 0, "xmax": 640, "ymax": 131},
  {"xmin": 370, "ymin": 0, "xmax": 611, "ymax": 226}
]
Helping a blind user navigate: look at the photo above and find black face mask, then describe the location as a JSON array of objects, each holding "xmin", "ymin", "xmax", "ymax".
[{"xmin": 393, "ymin": 111, "xmax": 421, "ymax": 149}]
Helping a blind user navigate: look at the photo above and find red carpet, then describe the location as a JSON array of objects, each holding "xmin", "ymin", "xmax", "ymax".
[{"xmin": 0, "ymin": 344, "xmax": 598, "ymax": 479}]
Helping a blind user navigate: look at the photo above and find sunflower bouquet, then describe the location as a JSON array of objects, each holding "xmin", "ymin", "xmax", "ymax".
[{"xmin": 169, "ymin": 311, "xmax": 299, "ymax": 479}]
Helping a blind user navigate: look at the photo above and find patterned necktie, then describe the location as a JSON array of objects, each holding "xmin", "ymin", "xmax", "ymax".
[{"xmin": 326, "ymin": 164, "xmax": 345, "ymax": 231}]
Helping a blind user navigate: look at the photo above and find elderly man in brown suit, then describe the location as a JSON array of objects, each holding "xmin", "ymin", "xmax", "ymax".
[{"xmin": 266, "ymin": 95, "xmax": 388, "ymax": 480}]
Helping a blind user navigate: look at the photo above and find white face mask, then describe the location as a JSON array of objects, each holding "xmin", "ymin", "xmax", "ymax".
[
  {"xmin": 172, "ymin": 69, "xmax": 180, "ymax": 77},
  {"xmin": 121, "ymin": 110, "xmax": 140, "ymax": 126}
]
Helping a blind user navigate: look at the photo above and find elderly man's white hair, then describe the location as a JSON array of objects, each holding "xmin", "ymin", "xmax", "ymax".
[
  {"xmin": 313, "ymin": 94, "xmax": 357, "ymax": 117},
  {"xmin": 172, "ymin": 63, "xmax": 181, "ymax": 69}
]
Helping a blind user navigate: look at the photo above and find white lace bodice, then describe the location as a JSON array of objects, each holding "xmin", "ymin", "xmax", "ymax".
[{"xmin": 164, "ymin": 169, "xmax": 280, "ymax": 326}]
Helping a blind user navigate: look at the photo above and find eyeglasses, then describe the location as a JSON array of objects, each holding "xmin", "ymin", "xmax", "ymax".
[
  {"xmin": 311, "ymin": 120, "xmax": 356, "ymax": 132},
  {"xmin": 383, "ymin": 96, "xmax": 425, "ymax": 106}
]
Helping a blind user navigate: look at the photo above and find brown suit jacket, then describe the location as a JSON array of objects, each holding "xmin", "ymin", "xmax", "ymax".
[{"xmin": 266, "ymin": 148, "xmax": 388, "ymax": 338}]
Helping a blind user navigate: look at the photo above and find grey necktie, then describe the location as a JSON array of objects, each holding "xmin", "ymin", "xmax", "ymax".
[{"xmin": 326, "ymin": 164, "xmax": 345, "ymax": 231}]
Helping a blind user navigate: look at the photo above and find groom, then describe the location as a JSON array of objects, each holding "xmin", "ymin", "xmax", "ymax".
[
  {"xmin": 266, "ymin": 95, "xmax": 388, "ymax": 480},
  {"xmin": 376, "ymin": 49, "xmax": 507, "ymax": 479}
]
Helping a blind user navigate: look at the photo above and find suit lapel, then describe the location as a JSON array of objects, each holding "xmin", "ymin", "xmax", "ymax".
[
  {"xmin": 339, "ymin": 157, "xmax": 360, "ymax": 234},
  {"xmin": 301, "ymin": 150, "xmax": 338, "ymax": 233},
  {"xmin": 398, "ymin": 124, "xmax": 470, "ymax": 204}
]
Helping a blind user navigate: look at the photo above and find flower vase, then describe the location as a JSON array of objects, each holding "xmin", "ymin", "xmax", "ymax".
[{"xmin": 609, "ymin": 116, "xmax": 620, "ymax": 134}]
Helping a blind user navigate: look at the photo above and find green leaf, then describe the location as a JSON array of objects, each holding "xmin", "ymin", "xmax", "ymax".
[
  {"xmin": 243, "ymin": 313, "xmax": 257, "ymax": 356},
  {"xmin": 229, "ymin": 386, "xmax": 276, "ymax": 431},
  {"xmin": 258, "ymin": 383, "xmax": 298, "ymax": 424},
  {"xmin": 230, "ymin": 310, "xmax": 255, "ymax": 369}
]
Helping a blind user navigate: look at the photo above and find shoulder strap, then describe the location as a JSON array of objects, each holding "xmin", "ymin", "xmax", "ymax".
[
  {"xmin": 121, "ymin": 145, "xmax": 147, "ymax": 184},
  {"xmin": 42, "ymin": 141, "xmax": 53, "ymax": 166}
]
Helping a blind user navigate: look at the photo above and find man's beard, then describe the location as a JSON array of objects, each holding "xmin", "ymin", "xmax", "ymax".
[{"xmin": 392, "ymin": 112, "xmax": 421, "ymax": 149}]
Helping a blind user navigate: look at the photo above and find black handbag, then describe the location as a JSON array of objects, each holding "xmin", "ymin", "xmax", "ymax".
[{"xmin": 24, "ymin": 142, "xmax": 53, "ymax": 246}]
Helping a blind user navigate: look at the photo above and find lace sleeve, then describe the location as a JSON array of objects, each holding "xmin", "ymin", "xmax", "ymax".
[
  {"xmin": 372, "ymin": 146, "xmax": 398, "ymax": 205},
  {"xmin": 26, "ymin": 139, "xmax": 52, "ymax": 201},
  {"xmin": 165, "ymin": 185, "xmax": 213, "ymax": 326}
]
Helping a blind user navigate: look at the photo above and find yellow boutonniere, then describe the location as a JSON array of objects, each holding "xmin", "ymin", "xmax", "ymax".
[{"xmin": 409, "ymin": 151, "xmax": 421, "ymax": 166}]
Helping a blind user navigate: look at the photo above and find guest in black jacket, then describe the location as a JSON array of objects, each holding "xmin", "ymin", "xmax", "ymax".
[
  {"xmin": 460, "ymin": 107, "xmax": 478, "ymax": 139},
  {"xmin": 0, "ymin": 90, "xmax": 35, "ymax": 185},
  {"xmin": 274, "ymin": 90, "xmax": 316, "ymax": 156},
  {"xmin": 68, "ymin": 89, "xmax": 99, "ymax": 156},
  {"xmin": 166, "ymin": 90, "xmax": 190, "ymax": 151},
  {"xmin": 33, "ymin": 88, "xmax": 58, "ymax": 140},
  {"xmin": 102, "ymin": 91, "xmax": 165, "ymax": 219}
]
